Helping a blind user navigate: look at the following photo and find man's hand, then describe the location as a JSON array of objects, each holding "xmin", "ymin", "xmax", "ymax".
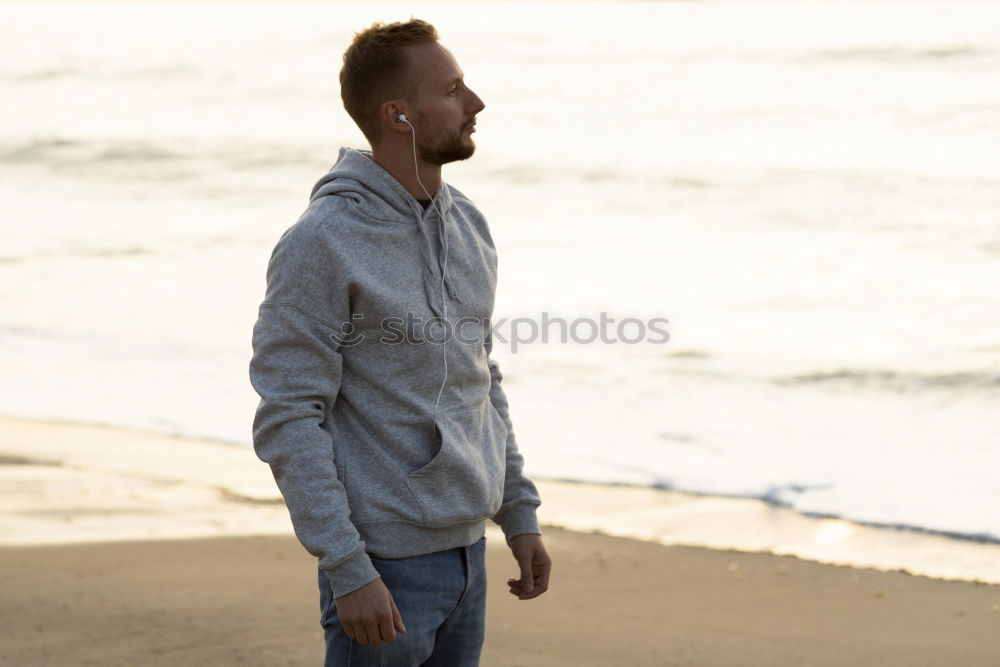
[
  {"xmin": 335, "ymin": 577, "xmax": 407, "ymax": 647},
  {"xmin": 506, "ymin": 533, "xmax": 551, "ymax": 600}
]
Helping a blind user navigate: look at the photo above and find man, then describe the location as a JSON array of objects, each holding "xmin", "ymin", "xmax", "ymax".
[{"xmin": 248, "ymin": 18, "xmax": 551, "ymax": 666}]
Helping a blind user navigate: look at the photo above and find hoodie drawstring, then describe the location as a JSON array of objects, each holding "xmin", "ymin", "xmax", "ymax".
[{"xmin": 415, "ymin": 205, "xmax": 462, "ymax": 318}]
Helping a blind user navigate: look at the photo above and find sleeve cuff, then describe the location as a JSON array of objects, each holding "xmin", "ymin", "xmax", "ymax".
[
  {"xmin": 322, "ymin": 546, "xmax": 382, "ymax": 599},
  {"xmin": 495, "ymin": 503, "xmax": 542, "ymax": 545}
]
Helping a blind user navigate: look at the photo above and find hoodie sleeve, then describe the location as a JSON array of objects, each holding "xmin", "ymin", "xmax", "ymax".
[
  {"xmin": 484, "ymin": 332, "xmax": 543, "ymax": 545},
  {"xmin": 248, "ymin": 220, "xmax": 381, "ymax": 599}
]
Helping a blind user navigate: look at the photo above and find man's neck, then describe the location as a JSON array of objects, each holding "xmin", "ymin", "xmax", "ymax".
[{"xmin": 369, "ymin": 147, "xmax": 442, "ymax": 202}]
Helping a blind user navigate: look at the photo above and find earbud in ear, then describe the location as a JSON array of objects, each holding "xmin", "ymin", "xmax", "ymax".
[{"xmin": 397, "ymin": 113, "xmax": 408, "ymax": 122}]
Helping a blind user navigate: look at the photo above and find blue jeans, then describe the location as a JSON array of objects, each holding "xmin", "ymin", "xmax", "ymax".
[{"xmin": 318, "ymin": 535, "xmax": 487, "ymax": 666}]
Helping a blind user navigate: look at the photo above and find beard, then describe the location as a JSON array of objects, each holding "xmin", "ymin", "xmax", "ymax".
[{"xmin": 415, "ymin": 112, "xmax": 476, "ymax": 165}]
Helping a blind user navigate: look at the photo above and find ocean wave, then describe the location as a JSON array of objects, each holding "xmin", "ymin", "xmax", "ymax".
[
  {"xmin": 3, "ymin": 66, "xmax": 84, "ymax": 82},
  {"xmin": 0, "ymin": 246, "xmax": 156, "ymax": 265},
  {"xmin": 773, "ymin": 368, "xmax": 1000, "ymax": 392},
  {"xmin": 540, "ymin": 476, "xmax": 1000, "ymax": 546},
  {"xmin": 799, "ymin": 45, "xmax": 994, "ymax": 64},
  {"xmin": 0, "ymin": 137, "xmax": 181, "ymax": 165},
  {"xmin": 2, "ymin": 63, "xmax": 201, "ymax": 83},
  {"xmin": 0, "ymin": 136, "xmax": 320, "ymax": 170}
]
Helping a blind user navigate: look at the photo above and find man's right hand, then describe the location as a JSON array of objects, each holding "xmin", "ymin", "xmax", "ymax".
[{"xmin": 335, "ymin": 577, "xmax": 407, "ymax": 647}]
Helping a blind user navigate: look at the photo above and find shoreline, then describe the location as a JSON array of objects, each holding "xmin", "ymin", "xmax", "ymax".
[
  {"xmin": 1, "ymin": 415, "xmax": 999, "ymax": 585},
  {"xmin": 3, "ymin": 415, "xmax": 1000, "ymax": 664}
]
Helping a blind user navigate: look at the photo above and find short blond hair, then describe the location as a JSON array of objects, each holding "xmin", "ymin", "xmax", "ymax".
[{"xmin": 340, "ymin": 18, "xmax": 440, "ymax": 147}]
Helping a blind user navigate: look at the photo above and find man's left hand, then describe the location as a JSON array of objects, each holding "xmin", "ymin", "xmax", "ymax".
[{"xmin": 506, "ymin": 533, "xmax": 551, "ymax": 600}]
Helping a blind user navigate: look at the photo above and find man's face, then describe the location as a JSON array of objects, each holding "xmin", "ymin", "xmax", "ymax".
[{"xmin": 405, "ymin": 42, "xmax": 485, "ymax": 165}]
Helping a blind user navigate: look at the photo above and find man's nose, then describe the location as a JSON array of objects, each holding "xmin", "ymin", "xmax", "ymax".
[{"xmin": 468, "ymin": 89, "xmax": 485, "ymax": 114}]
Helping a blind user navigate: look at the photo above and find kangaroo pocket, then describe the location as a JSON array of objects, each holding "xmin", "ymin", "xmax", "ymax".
[
  {"xmin": 341, "ymin": 456, "xmax": 425, "ymax": 526},
  {"xmin": 405, "ymin": 398, "xmax": 509, "ymax": 527}
]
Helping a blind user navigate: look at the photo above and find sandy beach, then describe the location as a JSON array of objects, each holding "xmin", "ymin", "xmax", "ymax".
[
  {"xmin": 3, "ymin": 529, "xmax": 1000, "ymax": 666},
  {"xmin": 1, "ymin": 416, "xmax": 999, "ymax": 666}
]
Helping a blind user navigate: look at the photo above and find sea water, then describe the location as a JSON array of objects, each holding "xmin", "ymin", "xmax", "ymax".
[{"xmin": 2, "ymin": 1, "xmax": 999, "ymax": 558}]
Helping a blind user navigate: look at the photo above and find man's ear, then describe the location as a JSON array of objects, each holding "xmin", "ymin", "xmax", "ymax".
[{"xmin": 381, "ymin": 101, "xmax": 410, "ymax": 132}]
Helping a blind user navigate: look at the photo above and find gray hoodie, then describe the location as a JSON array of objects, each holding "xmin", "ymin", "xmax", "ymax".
[{"xmin": 249, "ymin": 146, "xmax": 542, "ymax": 599}]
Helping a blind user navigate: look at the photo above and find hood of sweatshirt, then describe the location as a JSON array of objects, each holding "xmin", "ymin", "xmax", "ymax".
[{"xmin": 307, "ymin": 146, "xmax": 462, "ymax": 318}]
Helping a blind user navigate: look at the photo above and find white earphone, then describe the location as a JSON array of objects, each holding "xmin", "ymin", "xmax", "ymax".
[{"xmin": 396, "ymin": 110, "xmax": 451, "ymax": 422}]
